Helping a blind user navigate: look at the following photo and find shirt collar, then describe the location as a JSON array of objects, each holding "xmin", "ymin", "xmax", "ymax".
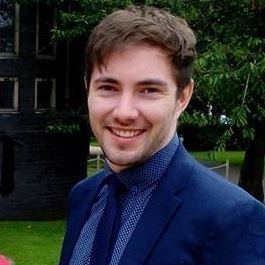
[{"xmin": 104, "ymin": 136, "xmax": 179, "ymax": 193}]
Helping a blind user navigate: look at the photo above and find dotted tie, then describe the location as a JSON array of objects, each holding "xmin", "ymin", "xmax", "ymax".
[{"xmin": 90, "ymin": 175, "xmax": 123, "ymax": 265}]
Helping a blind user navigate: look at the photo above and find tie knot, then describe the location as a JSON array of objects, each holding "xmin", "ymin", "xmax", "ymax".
[{"xmin": 107, "ymin": 174, "xmax": 126, "ymax": 195}]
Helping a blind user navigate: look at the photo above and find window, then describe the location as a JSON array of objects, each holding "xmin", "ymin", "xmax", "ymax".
[
  {"xmin": 36, "ymin": 3, "xmax": 56, "ymax": 58},
  {"xmin": 0, "ymin": 77, "xmax": 19, "ymax": 111},
  {"xmin": 34, "ymin": 78, "xmax": 56, "ymax": 110},
  {"xmin": 0, "ymin": 1, "xmax": 19, "ymax": 56}
]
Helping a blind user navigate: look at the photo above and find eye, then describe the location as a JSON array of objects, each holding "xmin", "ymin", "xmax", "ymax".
[
  {"xmin": 98, "ymin": 85, "xmax": 117, "ymax": 91},
  {"xmin": 141, "ymin": 87, "xmax": 161, "ymax": 94},
  {"xmin": 95, "ymin": 85, "xmax": 120, "ymax": 97}
]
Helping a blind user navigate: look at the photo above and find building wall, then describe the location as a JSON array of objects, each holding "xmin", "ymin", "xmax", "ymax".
[
  {"xmin": 0, "ymin": 4, "xmax": 88, "ymax": 220},
  {"xmin": 0, "ymin": 115, "xmax": 88, "ymax": 220}
]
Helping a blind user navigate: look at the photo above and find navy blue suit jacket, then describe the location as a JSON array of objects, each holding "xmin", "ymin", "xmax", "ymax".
[{"xmin": 59, "ymin": 144, "xmax": 265, "ymax": 265}]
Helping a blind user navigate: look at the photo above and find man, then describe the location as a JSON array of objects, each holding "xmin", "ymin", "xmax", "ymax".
[{"xmin": 60, "ymin": 5, "xmax": 265, "ymax": 265}]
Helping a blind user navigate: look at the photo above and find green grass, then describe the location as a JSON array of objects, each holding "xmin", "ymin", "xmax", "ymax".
[
  {"xmin": 191, "ymin": 151, "xmax": 245, "ymax": 166},
  {"xmin": 0, "ymin": 220, "xmax": 65, "ymax": 265}
]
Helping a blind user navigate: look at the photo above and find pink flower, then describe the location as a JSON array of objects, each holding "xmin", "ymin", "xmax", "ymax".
[{"xmin": 0, "ymin": 255, "xmax": 14, "ymax": 265}]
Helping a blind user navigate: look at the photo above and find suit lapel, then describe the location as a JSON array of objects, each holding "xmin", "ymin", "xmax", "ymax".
[
  {"xmin": 62, "ymin": 174, "xmax": 105, "ymax": 265},
  {"xmin": 119, "ymin": 144, "xmax": 194, "ymax": 265}
]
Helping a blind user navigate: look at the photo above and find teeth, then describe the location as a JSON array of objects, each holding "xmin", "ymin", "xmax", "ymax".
[{"xmin": 111, "ymin": 129, "xmax": 142, "ymax": 138}]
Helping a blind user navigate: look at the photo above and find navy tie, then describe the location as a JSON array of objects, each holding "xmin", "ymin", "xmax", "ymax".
[{"xmin": 90, "ymin": 175, "xmax": 122, "ymax": 265}]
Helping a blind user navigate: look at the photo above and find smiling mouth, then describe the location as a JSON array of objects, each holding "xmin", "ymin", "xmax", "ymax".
[{"xmin": 109, "ymin": 128, "xmax": 145, "ymax": 138}]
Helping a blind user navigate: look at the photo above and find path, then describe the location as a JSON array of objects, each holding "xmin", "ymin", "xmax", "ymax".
[{"xmin": 204, "ymin": 161, "xmax": 265, "ymax": 203}]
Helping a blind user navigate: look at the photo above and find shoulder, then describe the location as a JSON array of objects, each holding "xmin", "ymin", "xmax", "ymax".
[
  {"xmin": 191, "ymin": 158, "xmax": 258, "ymax": 210},
  {"xmin": 166, "ymin": 144, "xmax": 265, "ymax": 258},
  {"xmin": 189, "ymin": 162, "xmax": 265, "ymax": 258},
  {"xmin": 171, "ymin": 144, "xmax": 264, "ymax": 216},
  {"xmin": 69, "ymin": 171, "xmax": 105, "ymax": 200}
]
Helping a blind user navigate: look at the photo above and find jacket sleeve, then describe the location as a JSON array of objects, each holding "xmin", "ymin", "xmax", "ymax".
[{"xmin": 199, "ymin": 197, "xmax": 265, "ymax": 265}]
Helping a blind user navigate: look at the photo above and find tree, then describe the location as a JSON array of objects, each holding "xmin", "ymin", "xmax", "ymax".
[{"xmin": 180, "ymin": 0, "xmax": 265, "ymax": 202}]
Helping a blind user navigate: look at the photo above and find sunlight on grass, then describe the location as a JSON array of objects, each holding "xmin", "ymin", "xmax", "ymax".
[
  {"xmin": 191, "ymin": 151, "xmax": 245, "ymax": 166},
  {"xmin": 0, "ymin": 221, "xmax": 65, "ymax": 265}
]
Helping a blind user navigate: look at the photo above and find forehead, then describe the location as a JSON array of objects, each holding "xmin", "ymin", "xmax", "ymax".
[{"xmin": 91, "ymin": 44, "xmax": 176, "ymax": 84}]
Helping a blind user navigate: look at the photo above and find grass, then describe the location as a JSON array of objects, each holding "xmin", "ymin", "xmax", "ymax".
[
  {"xmin": 0, "ymin": 220, "xmax": 65, "ymax": 265},
  {"xmin": 191, "ymin": 151, "xmax": 245, "ymax": 166}
]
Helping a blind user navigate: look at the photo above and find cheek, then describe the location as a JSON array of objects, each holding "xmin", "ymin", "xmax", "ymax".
[
  {"xmin": 88, "ymin": 98, "xmax": 111, "ymax": 119},
  {"xmin": 141, "ymin": 102, "xmax": 177, "ymax": 124},
  {"xmin": 88, "ymin": 105, "xmax": 103, "ymax": 130},
  {"xmin": 89, "ymin": 102, "xmax": 118, "ymax": 134}
]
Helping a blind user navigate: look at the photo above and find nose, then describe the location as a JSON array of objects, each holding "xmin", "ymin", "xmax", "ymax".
[{"xmin": 112, "ymin": 93, "xmax": 139, "ymax": 123}]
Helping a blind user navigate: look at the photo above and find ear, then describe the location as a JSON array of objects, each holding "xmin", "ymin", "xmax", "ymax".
[
  {"xmin": 175, "ymin": 79, "xmax": 194, "ymax": 117},
  {"xmin": 84, "ymin": 76, "xmax": 90, "ymax": 98},
  {"xmin": 84, "ymin": 76, "xmax": 88, "ymax": 90}
]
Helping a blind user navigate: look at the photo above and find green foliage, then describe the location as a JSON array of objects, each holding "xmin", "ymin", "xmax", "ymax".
[
  {"xmin": 180, "ymin": 111, "xmax": 208, "ymax": 127},
  {"xmin": 43, "ymin": 108, "xmax": 88, "ymax": 134},
  {"xmin": 179, "ymin": 0, "xmax": 265, "ymax": 150},
  {"xmin": 16, "ymin": 0, "xmax": 134, "ymax": 40}
]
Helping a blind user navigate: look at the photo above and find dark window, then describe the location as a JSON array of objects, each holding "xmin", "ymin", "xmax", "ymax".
[
  {"xmin": 0, "ymin": 78, "xmax": 18, "ymax": 110},
  {"xmin": 0, "ymin": 0, "xmax": 16, "ymax": 53},
  {"xmin": 37, "ymin": 4, "xmax": 56, "ymax": 57},
  {"xmin": 35, "ymin": 78, "xmax": 56, "ymax": 110}
]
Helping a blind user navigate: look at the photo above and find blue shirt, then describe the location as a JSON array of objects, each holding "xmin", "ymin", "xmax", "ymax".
[{"xmin": 70, "ymin": 136, "xmax": 179, "ymax": 265}]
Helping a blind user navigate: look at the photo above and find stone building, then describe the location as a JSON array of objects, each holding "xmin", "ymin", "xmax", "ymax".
[{"xmin": 0, "ymin": 1, "xmax": 88, "ymax": 219}]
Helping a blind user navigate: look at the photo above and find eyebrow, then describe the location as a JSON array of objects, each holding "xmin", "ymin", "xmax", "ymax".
[
  {"xmin": 93, "ymin": 77, "xmax": 167, "ymax": 87},
  {"xmin": 137, "ymin": 79, "xmax": 167, "ymax": 87},
  {"xmin": 93, "ymin": 77, "xmax": 119, "ymax": 84}
]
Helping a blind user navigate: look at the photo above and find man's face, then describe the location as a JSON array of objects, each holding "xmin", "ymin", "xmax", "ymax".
[{"xmin": 88, "ymin": 44, "xmax": 193, "ymax": 172}]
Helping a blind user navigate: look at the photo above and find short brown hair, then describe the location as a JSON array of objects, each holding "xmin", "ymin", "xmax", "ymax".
[{"xmin": 85, "ymin": 5, "xmax": 196, "ymax": 92}]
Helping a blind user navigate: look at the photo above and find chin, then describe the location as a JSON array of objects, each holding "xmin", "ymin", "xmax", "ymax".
[{"xmin": 107, "ymin": 154, "xmax": 141, "ymax": 168}]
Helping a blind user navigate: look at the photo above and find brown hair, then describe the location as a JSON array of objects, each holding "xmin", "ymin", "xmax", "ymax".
[{"xmin": 85, "ymin": 5, "xmax": 196, "ymax": 92}]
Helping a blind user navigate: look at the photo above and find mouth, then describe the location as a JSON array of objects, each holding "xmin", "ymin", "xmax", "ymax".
[{"xmin": 108, "ymin": 128, "xmax": 145, "ymax": 138}]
